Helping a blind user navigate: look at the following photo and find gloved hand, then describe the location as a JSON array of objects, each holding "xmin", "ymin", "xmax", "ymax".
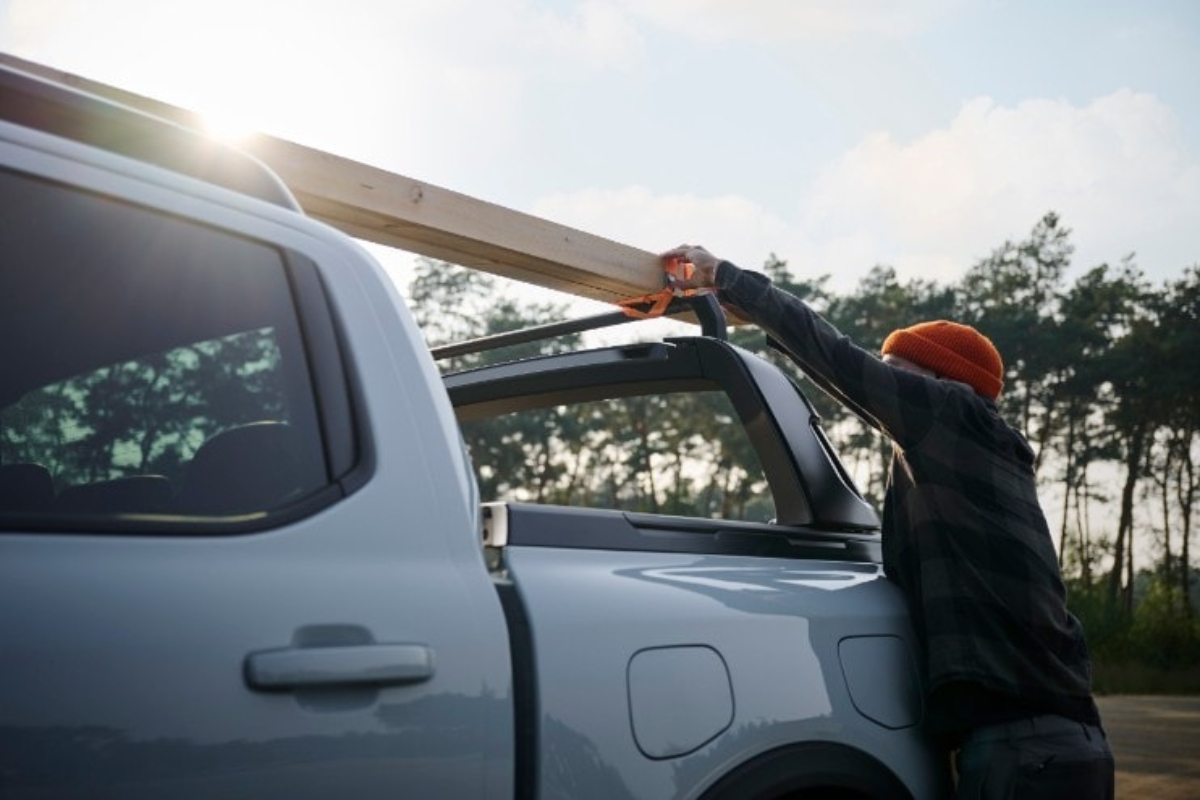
[{"xmin": 659, "ymin": 245, "xmax": 721, "ymax": 291}]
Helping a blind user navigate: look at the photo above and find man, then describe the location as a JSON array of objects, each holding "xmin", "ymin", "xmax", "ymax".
[{"xmin": 661, "ymin": 245, "xmax": 1113, "ymax": 799}]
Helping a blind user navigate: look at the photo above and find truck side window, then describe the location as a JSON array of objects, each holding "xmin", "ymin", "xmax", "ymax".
[
  {"xmin": 459, "ymin": 390, "xmax": 776, "ymax": 522},
  {"xmin": 0, "ymin": 168, "xmax": 328, "ymax": 525}
]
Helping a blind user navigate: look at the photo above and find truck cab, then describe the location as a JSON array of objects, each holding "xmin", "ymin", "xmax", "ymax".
[
  {"xmin": 0, "ymin": 60, "xmax": 948, "ymax": 798},
  {"xmin": 1, "ymin": 62, "xmax": 513, "ymax": 798}
]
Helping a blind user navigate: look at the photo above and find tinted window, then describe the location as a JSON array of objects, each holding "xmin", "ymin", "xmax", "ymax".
[
  {"xmin": 0, "ymin": 168, "xmax": 327, "ymax": 523},
  {"xmin": 460, "ymin": 390, "xmax": 776, "ymax": 522}
]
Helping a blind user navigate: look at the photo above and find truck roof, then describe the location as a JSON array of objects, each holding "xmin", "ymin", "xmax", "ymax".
[{"xmin": 0, "ymin": 61, "xmax": 300, "ymax": 211}]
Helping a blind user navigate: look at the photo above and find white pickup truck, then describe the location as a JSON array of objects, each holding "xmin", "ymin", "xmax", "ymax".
[{"xmin": 0, "ymin": 61, "xmax": 948, "ymax": 799}]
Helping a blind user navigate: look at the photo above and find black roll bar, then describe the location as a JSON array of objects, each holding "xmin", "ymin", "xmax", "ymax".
[{"xmin": 431, "ymin": 293, "xmax": 727, "ymax": 362}]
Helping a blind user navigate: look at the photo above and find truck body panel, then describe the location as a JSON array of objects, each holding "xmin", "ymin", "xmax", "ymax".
[
  {"xmin": 504, "ymin": 542, "xmax": 941, "ymax": 800},
  {"xmin": 0, "ymin": 60, "xmax": 950, "ymax": 799},
  {"xmin": 1, "ymin": 96, "xmax": 512, "ymax": 798}
]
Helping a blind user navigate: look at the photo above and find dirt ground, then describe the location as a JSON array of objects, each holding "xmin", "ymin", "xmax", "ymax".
[{"xmin": 1097, "ymin": 695, "xmax": 1200, "ymax": 799}]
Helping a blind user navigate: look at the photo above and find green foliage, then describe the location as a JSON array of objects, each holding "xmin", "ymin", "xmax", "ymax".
[
  {"xmin": 409, "ymin": 257, "xmax": 581, "ymax": 372},
  {"xmin": 460, "ymin": 391, "xmax": 774, "ymax": 521},
  {"xmin": 954, "ymin": 213, "xmax": 1073, "ymax": 453},
  {"xmin": 1068, "ymin": 570, "xmax": 1200, "ymax": 693},
  {"xmin": 1, "ymin": 329, "xmax": 286, "ymax": 489},
  {"xmin": 1131, "ymin": 579, "xmax": 1199, "ymax": 667},
  {"xmin": 411, "ymin": 257, "xmax": 775, "ymax": 522}
]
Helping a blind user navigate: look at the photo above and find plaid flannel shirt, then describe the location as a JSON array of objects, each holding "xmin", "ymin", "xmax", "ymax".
[{"xmin": 715, "ymin": 263, "xmax": 1099, "ymax": 737}]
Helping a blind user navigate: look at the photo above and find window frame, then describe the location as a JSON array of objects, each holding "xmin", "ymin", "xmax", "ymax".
[
  {"xmin": 0, "ymin": 169, "xmax": 364, "ymax": 535},
  {"xmin": 448, "ymin": 338, "xmax": 820, "ymax": 526},
  {"xmin": 459, "ymin": 383, "xmax": 779, "ymax": 523}
]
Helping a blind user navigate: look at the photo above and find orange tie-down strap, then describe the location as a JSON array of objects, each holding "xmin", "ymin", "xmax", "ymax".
[{"xmin": 617, "ymin": 259, "xmax": 700, "ymax": 319}]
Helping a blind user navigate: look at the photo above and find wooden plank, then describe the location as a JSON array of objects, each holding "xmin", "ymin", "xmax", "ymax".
[
  {"xmin": 251, "ymin": 136, "xmax": 663, "ymax": 302},
  {"xmin": 0, "ymin": 53, "xmax": 665, "ymax": 304}
]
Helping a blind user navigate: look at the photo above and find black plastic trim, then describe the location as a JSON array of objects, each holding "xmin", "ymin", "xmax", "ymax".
[
  {"xmin": 446, "ymin": 343, "xmax": 686, "ymax": 407},
  {"xmin": 432, "ymin": 293, "xmax": 728, "ymax": 362},
  {"xmin": 494, "ymin": 577, "xmax": 539, "ymax": 800},
  {"xmin": 734, "ymin": 349, "xmax": 880, "ymax": 529},
  {"xmin": 498, "ymin": 504, "xmax": 880, "ymax": 562},
  {"xmin": 689, "ymin": 339, "xmax": 814, "ymax": 525},
  {"xmin": 284, "ymin": 254, "xmax": 361, "ymax": 484},
  {"xmin": 0, "ymin": 483, "xmax": 345, "ymax": 537},
  {"xmin": 701, "ymin": 741, "xmax": 913, "ymax": 800},
  {"xmin": 691, "ymin": 292, "xmax": 728, "ymax": 339}
]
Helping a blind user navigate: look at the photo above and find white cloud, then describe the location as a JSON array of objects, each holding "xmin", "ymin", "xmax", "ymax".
[
  {"xmin": 526, "ymin": 0, "xmax": 645, "ymax": 69},
  {"xmin": 531, "ymin": 185, "xmax": 791, "ymax": 268},
  {"xmin": 796, "ymin": 90, "xmax": 1200, "ymax": 288},
  {"xmin": 531, "ymin": 89, "xmax": 1199, "ymax": 295},
  {"xmin": 615, "ymin": 0, "xmax": 963, "ymax": 43}
]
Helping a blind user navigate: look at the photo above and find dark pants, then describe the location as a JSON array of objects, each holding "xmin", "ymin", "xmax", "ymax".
[{"xmin": 954, "ymin": 714, "xmax": 1114, "ymax": 799}]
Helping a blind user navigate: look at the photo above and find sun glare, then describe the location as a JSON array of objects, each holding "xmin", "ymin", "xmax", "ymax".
[{"xmin": 201, "ymin": 109, "xmax": 259, "ymax": 143}]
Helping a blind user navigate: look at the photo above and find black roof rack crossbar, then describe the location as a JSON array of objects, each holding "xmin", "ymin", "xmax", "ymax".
[{"xmin": 431, "ymin": 293, "xmax": 727, "ymax": 361}]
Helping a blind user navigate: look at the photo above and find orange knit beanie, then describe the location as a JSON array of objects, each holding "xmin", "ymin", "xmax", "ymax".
[{"xmin": 881, "ymin": 320, "xmax": 1004, "ymax": 399}]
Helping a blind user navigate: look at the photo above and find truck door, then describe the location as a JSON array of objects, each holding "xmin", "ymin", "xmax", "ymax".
[{"xmin": 0, "ymin": 144, "xmax": 511, "ymax": 798}]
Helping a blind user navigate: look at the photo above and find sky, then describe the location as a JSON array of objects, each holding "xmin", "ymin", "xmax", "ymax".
[{"xmin": 2, "ymin": 0, "xmax": 1197, "ymax": 303}]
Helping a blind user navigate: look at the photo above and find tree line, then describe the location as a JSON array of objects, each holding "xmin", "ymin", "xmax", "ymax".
[
  {"xmin": 742, "ymin": 213, "xmax": 1198, "ymax": 687},
  {"xmin": 1, "ymin": 329, "xmax": 286, "ymax": 490},
  {"xmin": 740, "ymin": 214, "xmax": 1197, "ymax": 615},
  {"xmin": 409, "ymin": 211, "xmax": 1199, "ymax": 688},
  {"xmin": 409, "ymin": 259, "xmax": 776, "ymax": 523}
]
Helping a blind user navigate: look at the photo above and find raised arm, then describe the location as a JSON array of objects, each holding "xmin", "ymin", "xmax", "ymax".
[{"xmin": 661, "ymin": 245, "xmax": 947, "ymax": 448}]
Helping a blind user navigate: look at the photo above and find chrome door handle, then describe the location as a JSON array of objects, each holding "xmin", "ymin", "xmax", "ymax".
[{"xmin": 245, "ymin": 643, "xmax": 435, "ymax": 690}]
